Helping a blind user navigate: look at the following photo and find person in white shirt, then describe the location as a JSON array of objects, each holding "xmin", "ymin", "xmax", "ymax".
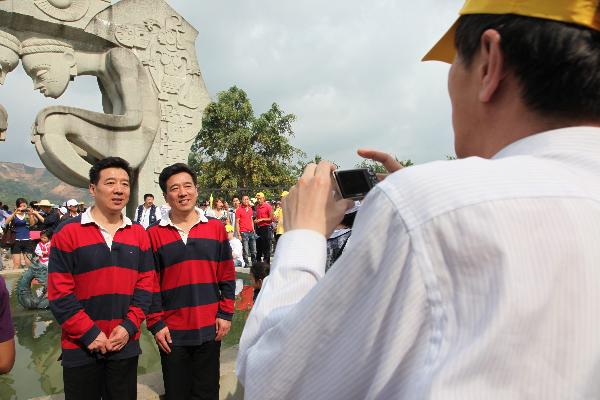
[
  {"xmin": 226, "ymin": 224, "xmax": 245, "ymax": 268},
  {"xmin": 133, "ymin": 193, "xmax": 161, "ymax": 229},
  {"xmin": 63, "ymin": 199, "xmax": 80, "ymax": 220},
  {"xmin": 236, "ymin": 1, "xmax": 600, "ymax": 399},
  {"xmin": 34, "ymin": 230, "xmax": 52, "ymax": 267}
]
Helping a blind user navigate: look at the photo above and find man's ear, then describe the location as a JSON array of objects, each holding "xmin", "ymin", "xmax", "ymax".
[
  {"xmin": 89, "ymin": 183, "xmax": 96, "ymax": 197},
  {"xmin": 478, "ymin": 29, "xmax": 505, "ymax": 103}
]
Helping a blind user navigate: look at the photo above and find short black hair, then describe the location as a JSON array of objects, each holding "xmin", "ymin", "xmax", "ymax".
[
  {"xmin": 455, "ymin": 14, "xmax": 600, "ymax": 121},
  {"xmin": 89, "ymin": 157, "xmax": 133, "ymax": 185},
  {"xmin": 251, "ymin": 261, "xmax": 270, "ymax": 282},
  {"xmin": 143, "ymin": 193, "xmax": 154, "ymax": 200},
  {"xmin": 41, "ymin": 229, "xmax": 53, "ymax": 240},
  {"xmin": 158, "ymin": 163, "xmax": 197, "ymax": 193},
  {"xmin": 15, "ymin": 197, "xmax": 27, "ymax": 207}
]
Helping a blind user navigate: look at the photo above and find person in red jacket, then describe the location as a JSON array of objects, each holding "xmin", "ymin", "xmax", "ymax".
[
  {"xmin": 48, "ymin": 157, "xmax": 154, "ymax": 400},
  {"xmin": 146, "ymin": 163, "xmax": 235, "ymax": 400}
]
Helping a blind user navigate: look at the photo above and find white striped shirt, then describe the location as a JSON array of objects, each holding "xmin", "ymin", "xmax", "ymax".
[{"xmin": 237, "ymin": 126, "xmax": 600, "ymax": 399}]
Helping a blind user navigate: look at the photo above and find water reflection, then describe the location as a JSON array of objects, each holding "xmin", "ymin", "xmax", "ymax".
[
  {"xmin": 1, "ymin": 273, "xmax": 249, "ymax": 400},
  {"xmin": 0, "ymin": 276, "xmax": 162, "ymax": 400}
]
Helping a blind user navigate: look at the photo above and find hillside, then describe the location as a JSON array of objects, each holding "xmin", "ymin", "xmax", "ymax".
[{"xmin": 0, "ymin": 162, "xmax": 92, "ymax": 207}]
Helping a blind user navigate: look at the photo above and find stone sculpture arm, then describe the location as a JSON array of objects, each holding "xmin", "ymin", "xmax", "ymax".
[{"xmin": 34, "ymin": 105, "xmax": 142, "ymax": 135}]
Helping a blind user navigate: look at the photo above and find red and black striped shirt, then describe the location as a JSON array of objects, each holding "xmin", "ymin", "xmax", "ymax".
[
  {"xmin": 48, "ymin": 215, "xmax": 154, "ymax": 367},
  {"xmin": 146, "ymin": 217, "xmax": 236, "ymax": 345}
]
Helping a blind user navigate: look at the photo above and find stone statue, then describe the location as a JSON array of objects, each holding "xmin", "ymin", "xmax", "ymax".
[
  {"xmin": 22, "ymin": 37, "xmax": 160, "ymax": 188},
  {"xmin": 0, "ymin": 0, "xmax": 210, "ymax": 209},
  {"xmin": 87, "ymin": 0, "xmax": 211, "ymax": 197},
  {"xmin": 0, "ymin": 30, "xmax": 21, "ymax": 141}
]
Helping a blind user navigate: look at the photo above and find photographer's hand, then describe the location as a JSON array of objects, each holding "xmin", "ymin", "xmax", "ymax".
[
  {"xmin": 357, "ymin": 149, "xmax": 403, "ymax": 180},
  {"xmin": 283, "ymin": 161, "xmax": 353, "ymax": 238}
]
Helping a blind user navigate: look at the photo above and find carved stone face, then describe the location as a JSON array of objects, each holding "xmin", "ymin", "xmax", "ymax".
[
  {"xmin": 0, "ymin": 46, "xmax": 19, "ymax": 85},
  {"xmin": 21, "ymin": 51, "xmax": 73, "ymax": 98}
]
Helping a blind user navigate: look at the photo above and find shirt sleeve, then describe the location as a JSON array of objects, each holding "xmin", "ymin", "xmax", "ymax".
[
  {"xmin": 48, "ymin": 227, "xmax": 102, "ymax": 347},
  {"xmin": 120, "ymin": 228, "xmax": 155, "ymax": 337},
  {"xmin": 236, "ymin": 186, "xmax": 430, "ymax": 400},
  {"xmin": 34, "ymin": 243, "xmax": 43, "ymax": 257}
]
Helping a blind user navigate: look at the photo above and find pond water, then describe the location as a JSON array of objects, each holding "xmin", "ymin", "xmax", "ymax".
[{"xmin": 0, "ymin": 273, "xmax": 250, "ymax": 400}]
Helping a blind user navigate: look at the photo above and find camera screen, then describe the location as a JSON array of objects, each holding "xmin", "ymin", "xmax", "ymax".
[{"xmin": 336, "ymin": 170, "xmax": 370, "ymax": 197}]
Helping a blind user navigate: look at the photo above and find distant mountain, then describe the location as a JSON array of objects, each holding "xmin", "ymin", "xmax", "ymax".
[{"xmin": 0, "ymin": 161, "xmax": 92, "ymax": 207}]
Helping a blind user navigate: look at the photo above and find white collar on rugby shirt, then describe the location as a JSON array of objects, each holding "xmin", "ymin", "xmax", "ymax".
[
  {"xmin": 81, "ymin": 206, "xmax": 132, "ymax": 228},
  {"xmin": 159, "ymin": 207, "xmax": 208, "ymax": 228}
]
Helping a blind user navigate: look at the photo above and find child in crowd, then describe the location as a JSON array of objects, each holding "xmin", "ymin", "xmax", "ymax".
[
  {"xmin": 34, "ymin": 230, "xmax": 52, "ymax": 267},
  {"xmin": 226, "ymin": 224, "xmax": 245, "ymax": 267},
  {"xmin": 250, "ymin": 261, "xmax": 270, "ymax": 301}
]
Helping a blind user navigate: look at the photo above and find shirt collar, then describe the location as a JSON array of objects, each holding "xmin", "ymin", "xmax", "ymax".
[
  {"xmin": 159, "ymin": 207, "xmax": 208, "ymax": 227},
  {"xmin": 493, "ymin": 126, "xmax": 600, "ymax": 159},
  {"xmin": 81, "ymin": 206, "xmax": 132, "ymax": 228}
]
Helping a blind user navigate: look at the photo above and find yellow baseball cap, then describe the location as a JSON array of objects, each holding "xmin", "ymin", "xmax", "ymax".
[
  {"xmin": 256, "ymin": 192, "xmax": 265, "ymax": 198},
  {"xmin": 423, "ymin": 0, "xmax": 600, "ymax": 63},
  {"xmin": 280, "ymin": 191, "xmax": 289, "ymax": 197}
]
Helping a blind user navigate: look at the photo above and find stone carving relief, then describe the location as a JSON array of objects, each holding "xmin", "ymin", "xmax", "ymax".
[
  {"xmin": 112, "ymin": 13, "xmax": 205, "ymax": 182},
  {"xmin": 0, "ymin": 0, "xmax": 113, "ymax": 31},
  {"xmin": 34, "ymin": 0, "xmax": 90, "ymax": 22}
]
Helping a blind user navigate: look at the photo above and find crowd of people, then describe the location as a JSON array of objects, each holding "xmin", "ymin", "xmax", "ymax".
[
  {"xmin": 0, "ymin": 190, "xmax": 291, "ymax": 273},
  {"xmin": 132, "ymin": 190, "xmax": 288, "ymax": 268},
  {"xmin": 0, "ymin": 158, "xmax": 286, "ymax": 399},
  {"xmin": 0, "ymin": 198, "xmax": 86, "ymax": 270}
]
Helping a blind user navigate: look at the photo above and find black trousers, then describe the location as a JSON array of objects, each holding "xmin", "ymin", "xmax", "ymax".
[
  {"xmin": 63, "ymin": 356, "xmax": 138, "ymax": 400},
  {"xmin": 161, "ymin": 341, "xmax": 221, "ymax": 400},
  {"xmin": 256, "ymin": 225, "xmax": 272, "ymax": 263}
]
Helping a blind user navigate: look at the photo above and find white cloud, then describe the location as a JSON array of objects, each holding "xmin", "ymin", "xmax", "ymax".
[{"xmin": 0, "ymin": 0, "xmax": 464, "ymax": 172}]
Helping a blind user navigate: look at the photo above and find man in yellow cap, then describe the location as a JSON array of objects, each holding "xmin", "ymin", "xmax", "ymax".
[{"xmin": 237, "ymin": 1, "xmax": 600, "ymax": 398}]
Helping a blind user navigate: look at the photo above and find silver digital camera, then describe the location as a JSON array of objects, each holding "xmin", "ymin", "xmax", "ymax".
[{"xmin": 332, "ymin": 168, "xmax": 378, "ymax": 200}]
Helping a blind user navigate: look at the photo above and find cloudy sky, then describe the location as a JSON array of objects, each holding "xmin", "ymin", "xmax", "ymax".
[{"xmin": 0, "ymin": 0, "xmax": 464, "ymax": 170}]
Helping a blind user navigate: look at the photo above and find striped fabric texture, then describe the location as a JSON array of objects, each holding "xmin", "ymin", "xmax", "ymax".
[
  {"xmin": 48, "ymin": 216, "xmax": 155, "ymax": 367},
  {"xmin": 146, "ymin": 218, "xmax": 236, "ymax": 345},
  {"xmin": 237, "ymin": 127, "xmax": 600, "ymax": 399}
]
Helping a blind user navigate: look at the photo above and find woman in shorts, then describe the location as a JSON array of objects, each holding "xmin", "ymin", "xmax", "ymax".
[{"xmin": 4, "ymin": 198, "xmax": 44, "ymax": 269}]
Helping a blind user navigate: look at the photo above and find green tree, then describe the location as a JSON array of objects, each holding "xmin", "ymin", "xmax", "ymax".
[
  {"xmin": 355, "ymin": 157, "xmax": 413, "ymax": 173},
  {"xmin": 189, "ymin": 86, "xmax": 305, "ymax": 199},
  {"xmin": 294, "ymin": 153, "xmax": 336, "ymax": 177}
]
